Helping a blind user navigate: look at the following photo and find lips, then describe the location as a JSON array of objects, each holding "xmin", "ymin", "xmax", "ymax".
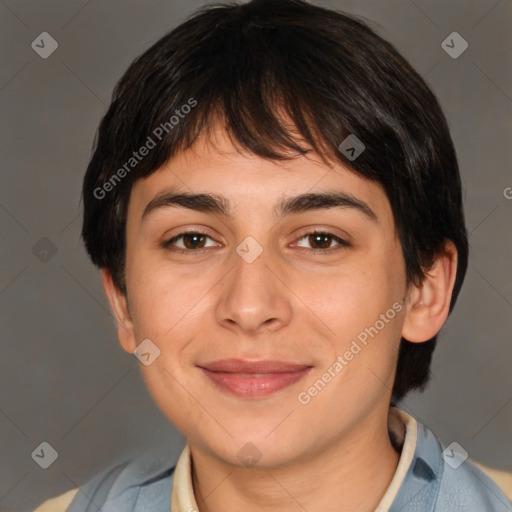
[
  {"xmin": 198, "ymin": 359, "xmax": 313, "ymax": 398},
  {"xmin": 199, "ymin": 359, "xmax": 311, "ymax": 373}
]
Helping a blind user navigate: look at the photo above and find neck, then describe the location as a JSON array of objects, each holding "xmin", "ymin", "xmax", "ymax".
[{"xmin": 189, "ymin": 406, "xmax": 401, "ymax": 512}]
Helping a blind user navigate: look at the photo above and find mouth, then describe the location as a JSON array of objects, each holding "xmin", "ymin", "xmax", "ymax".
[{"xmin": 197, "ymin": 359, "xmax": 313, "ymax": 399}]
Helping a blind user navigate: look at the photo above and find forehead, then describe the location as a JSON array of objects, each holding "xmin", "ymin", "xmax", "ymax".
[{"xmin": 127, "ymin": 127, "xmax": 394, "ymax": 229}]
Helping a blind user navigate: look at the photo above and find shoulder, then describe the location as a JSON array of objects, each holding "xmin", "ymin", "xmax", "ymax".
[
  {"xmin": 33, "ymin": 448, "xmax": 179, "ymax": 512},
  {"xmin": 33, "ymin": 488, "xmax": 79, "ymax": 511},
  {"xmin": 473, "ymin": 460, "xmax": 512, "ymax": 501},
  {"xmin": 390, "ymin": 411, "xmax": 512, "ymax": 511},
  {"xmin": 416, "ymin": 420, "xmax": 512, "ymax": 511},
  {"xmin": 437, "ymin": 455, "xmax": 512, "ymax": 511}
]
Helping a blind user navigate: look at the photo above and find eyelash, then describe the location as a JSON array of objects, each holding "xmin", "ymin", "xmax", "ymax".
[{"xmin": 161, "ymin": 230, "xmax": 350, "ymax": 255}]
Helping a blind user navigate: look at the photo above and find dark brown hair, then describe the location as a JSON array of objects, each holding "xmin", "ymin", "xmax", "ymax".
[{"xmin": 81, "ymin": 0, "xmax": 468, "ymax": 402}]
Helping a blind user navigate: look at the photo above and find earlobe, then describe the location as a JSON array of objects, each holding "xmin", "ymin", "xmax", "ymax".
[
  {"xmin": 401, "ymin": 240, "xmax": 458, "ymax": 343},
  {"xmin": 101, "ymin": 269, "xmax": 137, "ymax": 353}
]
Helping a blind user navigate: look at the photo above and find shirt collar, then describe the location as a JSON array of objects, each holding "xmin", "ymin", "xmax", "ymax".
[{"xmin": 171, "ymin": 407, "xmax": 419, "ymax": 512}]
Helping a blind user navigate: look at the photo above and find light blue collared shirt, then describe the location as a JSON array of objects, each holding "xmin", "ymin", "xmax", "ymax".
[{"xmin": 67, "ymin": 409, "xmax": 512, "ymax": 512}]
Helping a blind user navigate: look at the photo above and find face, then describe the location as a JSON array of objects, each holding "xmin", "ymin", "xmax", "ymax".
[{"xmin": 112, "ymin": 127, "xmax": 410, "ymax": 468}]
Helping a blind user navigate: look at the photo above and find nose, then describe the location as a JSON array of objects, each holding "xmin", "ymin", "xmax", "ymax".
[{"xmin": 215, "ymin": 241, "xmax": 293, "ymax": 335}]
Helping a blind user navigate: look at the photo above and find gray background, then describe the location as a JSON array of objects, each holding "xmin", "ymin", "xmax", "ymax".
[{"xmin": 0, "ymin": 0, "xmax": 511, "ymax": 510}]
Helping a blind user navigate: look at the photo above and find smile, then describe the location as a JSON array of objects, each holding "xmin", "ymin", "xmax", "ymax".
[{"xmin": 199, "ymin": 366, "xmax": 313, "ymax": 398}]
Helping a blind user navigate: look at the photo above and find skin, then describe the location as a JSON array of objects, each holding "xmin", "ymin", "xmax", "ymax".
[{"xmin": 102, "ymin": 126, "xmax": 458, "ymax": 512}]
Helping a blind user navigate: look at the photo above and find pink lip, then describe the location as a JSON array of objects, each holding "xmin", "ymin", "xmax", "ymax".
[{"xmin": 198, "ymin": 359, "xmax": 313, "ymax": 398}]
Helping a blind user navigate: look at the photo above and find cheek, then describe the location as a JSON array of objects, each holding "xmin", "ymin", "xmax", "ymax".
[
  {"xmin": 126, "ymin": 256, "xmax": 218, "ymax": 352},
  {"xmin": 303, "ymin": 254, "xmax": 404, "ymax": 372},
  {"xmin": 300, "ymin": 262, "xmax": 389, "ymax": 335},
  {"xmin": 125, "ymin": 256, "xmax": 182, "ymax": 336}
]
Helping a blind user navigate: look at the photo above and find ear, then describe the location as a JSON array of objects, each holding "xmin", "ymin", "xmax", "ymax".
[
  {"xmin": 101, "ymin": 268, "xmax": 137, "ymax": 354},
  {"xmin": 401, "ymin": 240, "xmax": 458, "ymax": 343}
]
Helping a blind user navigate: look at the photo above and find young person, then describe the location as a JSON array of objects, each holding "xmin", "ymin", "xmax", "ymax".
[{"xmin": 35, "ymin": 0, "xmax": 512, "ymax": 510}]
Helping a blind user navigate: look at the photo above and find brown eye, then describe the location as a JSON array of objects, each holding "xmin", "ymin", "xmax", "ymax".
[
  {"xmin": 296, "ymin": 231, "xmax": 350, "ymax": 251},
  {"xmin": 308, "ymin": 233, "xmax": 333, "ymax": 249},
  {"xmin": 163, "ymin": 231, "xmax": 216, "ymax": 252},
  {"xmin": 182, "ymin": 233, "xmax": 207, "ymax": 249}
]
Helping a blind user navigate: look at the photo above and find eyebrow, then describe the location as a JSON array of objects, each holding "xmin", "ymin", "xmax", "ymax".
[{"xmin": 141, "ymin": 189, "xmax": 378, "ymax": 223}]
